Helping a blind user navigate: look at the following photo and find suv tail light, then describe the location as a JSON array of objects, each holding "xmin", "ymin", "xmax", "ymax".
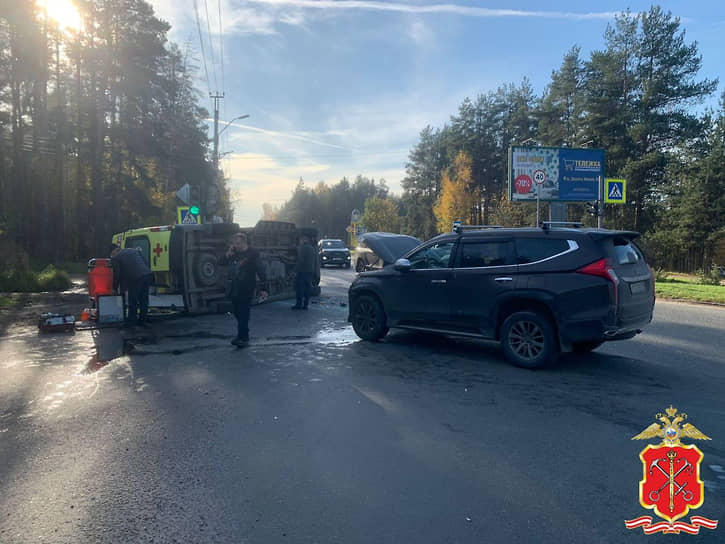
[{"xmin": 577, "ymin": 258, "xmax": 619, "ymax": 311}]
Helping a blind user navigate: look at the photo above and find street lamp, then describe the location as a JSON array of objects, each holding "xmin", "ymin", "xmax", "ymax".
[
  {"xmin": 219, "ymin": 114, "xmax": 250, "ymax": 138},
  {"xmin": 214, "ymin": 114, "xmax": 250, "ymax": 168},
  {"xmin": 208, "ymin": 114, "xmax": 250, "ymax": 222}
]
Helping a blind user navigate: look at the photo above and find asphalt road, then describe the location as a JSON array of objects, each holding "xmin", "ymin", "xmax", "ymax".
[{"xmin": 1, "ymin": 266, "xmax": 724, "ymax": 543}]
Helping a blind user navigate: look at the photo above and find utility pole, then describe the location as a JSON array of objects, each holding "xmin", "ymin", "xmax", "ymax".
[
  {"xmin": 597, "ymin": 175, "xmax": 604, "ymax": 228},
  {"xmin": 208, "ymin": 92, "xmax": 224, "ymax": 221},
  {"xmin": 211, "ymin": 92, "xmax": 224, "ymax": 169}
]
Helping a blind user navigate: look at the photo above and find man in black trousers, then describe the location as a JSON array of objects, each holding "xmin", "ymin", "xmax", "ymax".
[
  {"xmin": 110, "ymin": 244, "xmax": 154, "ymax": 328},
  {"xmin": 220, "ymin": 232, "xmax": 267, "ymax": 347},
  {"xmin": 292, "ymin": 234, "xmax": 316, "ymax": 310}
]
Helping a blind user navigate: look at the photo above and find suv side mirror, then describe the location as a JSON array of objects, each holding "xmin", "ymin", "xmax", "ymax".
[{"xmin": 394, "ymin": 258, "xmax": 412, "ymax": 272}]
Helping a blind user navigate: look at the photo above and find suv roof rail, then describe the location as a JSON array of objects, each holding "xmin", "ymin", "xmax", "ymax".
[
  {"xmin": 453, "ymin": 225, "xmax": 504, "ymax": 233},
  {"xmin": 540, "ymin": 221, "xmax": 583, "ymax": 230}
]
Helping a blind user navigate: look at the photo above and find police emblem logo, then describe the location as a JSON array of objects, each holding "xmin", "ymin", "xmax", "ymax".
[{"xmin": 625, "ymin": 406, "xmax": 719, "ymax": 535}]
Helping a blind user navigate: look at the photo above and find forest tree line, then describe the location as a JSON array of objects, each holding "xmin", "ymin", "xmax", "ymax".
[
  {"xmin": 2, "ymin": 4, "xmax": 723, "ymax": 273},
  {"xmin": 272, "ymin": 7, "xmax": 724, "ymax": 272},
  {"xmin": 1, "ymin": 0, "xmax": 220, "ymax": 268}
]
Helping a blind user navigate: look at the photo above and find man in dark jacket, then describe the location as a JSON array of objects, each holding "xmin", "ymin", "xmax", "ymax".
[
  {"xmin": 110, "ymin": 245, "xmax": 154, "ymax": 327},
  {"xmin": 219, "ymin": 232, "xmax": 267, "ymax": 347},
  {"xmin": 292, "ymin": 234, "xmax": 316, "ymax": 310}
]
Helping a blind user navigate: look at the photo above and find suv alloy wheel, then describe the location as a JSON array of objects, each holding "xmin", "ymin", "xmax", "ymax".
[
  {"xmin": 351, "ymin": 295, "xmax": 388, "ymax": 340},
  {"xmin": 500, "ymin": 311, "xmax": 558, "ymax": 368}
]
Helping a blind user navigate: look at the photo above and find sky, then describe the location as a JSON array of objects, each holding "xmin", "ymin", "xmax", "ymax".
[{"xmin": 147, "ymin": 0, "xmax": 725, "ymax": 226}]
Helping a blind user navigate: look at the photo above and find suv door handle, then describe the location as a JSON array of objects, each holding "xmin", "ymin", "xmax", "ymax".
[
  {"xmin": 494, "ymin": 277, "xmax": 513, "ymax": 282},
  {"xmin": 431, "ymin": 279, "xmax": 447, "ymax": 284}
]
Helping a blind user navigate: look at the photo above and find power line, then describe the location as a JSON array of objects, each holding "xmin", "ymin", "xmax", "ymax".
[
  {"xmin": 216, "ymin": 150, "xmax": 410, "ymax": 161},
  {"xmin": 218, "ymin": 0, "xmax": 225, "ymax": 94},
  {"xmin": 192, "ymin": 0, "xmax": 211, "ymax": 94},
  {"xmin": 203, "ymin": 0, "xmax": 218, "ymax": 93}
]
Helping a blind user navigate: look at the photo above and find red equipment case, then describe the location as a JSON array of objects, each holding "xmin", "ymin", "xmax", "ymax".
[{"xmin": 88, "ymin": 258, "xmax": 114, "ymax": 298}]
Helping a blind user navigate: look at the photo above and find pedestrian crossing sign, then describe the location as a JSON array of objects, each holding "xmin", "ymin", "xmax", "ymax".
[
  {"xmin": 605, "ymin": 178, "xmax": 626, "ymax": 204},
  {"xmin": 177, "ymin": 206, "xmax": 201, "ymax": 224}
]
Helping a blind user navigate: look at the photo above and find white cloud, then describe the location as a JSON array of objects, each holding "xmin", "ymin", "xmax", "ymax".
[
  {"xmin": 244, "ymin": 0, "xmax": 616, "ymax": 22},
  {"xmin": 152, "ymin": 0, "xmax": 616, "ymax": 41},
  {"xmin": 224, "ymin": 152, "xmax": 333, "ymax": 225},
  {"xmin": 222, "ymin": 122, "xmax": 351, "ymax": 150},
  {"xmin": 406, "ymin": 19, "xmax": 431, "ymax": 47},
  {"xmin": 217, "ymin": 90, "xmax": 459, "ymax": 225}
]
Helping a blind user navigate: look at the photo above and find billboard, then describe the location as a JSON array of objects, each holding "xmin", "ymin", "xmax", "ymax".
[{"xmin": 508, "ymin": 146, "xmax": 605, "ymax": 202}]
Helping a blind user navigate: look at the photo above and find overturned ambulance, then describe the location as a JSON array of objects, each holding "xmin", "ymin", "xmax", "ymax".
[{"xmin": 111, "ymin": 221, "xmax": 320, "ymax": 313}]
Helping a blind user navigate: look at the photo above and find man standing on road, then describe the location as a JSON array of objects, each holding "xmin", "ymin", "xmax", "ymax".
[
  {"xmin": 110, "ymin": 245, "xmax": 154, "ymax": 328},
  {"xmin": 220, "ymin": 233, "xmax": 268, "ymax": 347},
  {"xmin": 292, "ymin": 234, "xmax": 316, "ymax": 310}
]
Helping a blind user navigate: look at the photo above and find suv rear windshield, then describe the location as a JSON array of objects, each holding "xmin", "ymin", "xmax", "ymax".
[
  {"xmin": 516, "ymin": 238, "xmax": 570, "ymax": 264},
  {"xmin": 613, "ymin": 238, "xmax": 643, "ymax": 265}
]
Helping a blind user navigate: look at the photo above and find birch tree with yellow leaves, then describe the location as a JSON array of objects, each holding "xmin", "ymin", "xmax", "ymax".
[{"xmin": 433, "ymin": 151, "xmax": 479, "ymax": 233}]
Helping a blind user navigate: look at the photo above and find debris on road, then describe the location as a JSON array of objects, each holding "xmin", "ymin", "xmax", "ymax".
[{"xmin": 38, "ymin": 313, "xmax": 75, "ymax": 333}]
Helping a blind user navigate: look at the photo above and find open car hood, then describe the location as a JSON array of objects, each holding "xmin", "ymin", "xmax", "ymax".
[{"xmin": 359, "ymin": 232, "xmax": 421, "ymax": 265}]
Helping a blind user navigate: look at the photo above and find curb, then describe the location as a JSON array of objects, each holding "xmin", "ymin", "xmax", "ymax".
[{"xmin": 656, "ymin": 297, "xmax": 725, "ymax": 308}]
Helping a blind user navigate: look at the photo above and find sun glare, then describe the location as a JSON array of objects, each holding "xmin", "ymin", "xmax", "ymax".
[{"xmin": 40, "ymin": 0, "xmax": 82, "ymax": 32}]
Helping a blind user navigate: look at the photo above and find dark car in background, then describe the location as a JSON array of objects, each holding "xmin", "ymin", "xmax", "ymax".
[
  {"xmin": 353, "ymin": 232, "xmax": 421, "ymax": 272},
  {"xmin": 318, "ymin": 239, "xmax": 351, "ymax": 268},
  {"xmin": 348, "ymin": 224, "xmax": 655, "ymax": 368}
]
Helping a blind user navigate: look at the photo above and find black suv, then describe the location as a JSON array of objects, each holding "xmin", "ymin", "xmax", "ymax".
[
  {"xmin": 318, "ymin": 239, "xmax": 351, "ymax": 268},
  {"xmin": 348, "ymin": 225, "xmax": 655, "ymax": 368}
]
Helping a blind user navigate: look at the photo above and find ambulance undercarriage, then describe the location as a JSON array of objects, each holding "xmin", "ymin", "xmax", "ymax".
[{"xmin": 112, "ymin": 221, "xmax": 319, "ymax": 313}]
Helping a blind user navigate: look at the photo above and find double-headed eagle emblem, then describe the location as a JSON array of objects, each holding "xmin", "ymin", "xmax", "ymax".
[
  {"xmin": 625, "ymin": 405, "xmax": 718, "ymax": 535},
  {"xmin": 632, "ymin": 405, "xmax": 710, "ymax": 447}
]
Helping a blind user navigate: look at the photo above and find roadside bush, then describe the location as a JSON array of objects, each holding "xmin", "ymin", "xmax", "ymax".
[
  {"xmin": 654, "ymin": 268, "xmax": 671, "ymax": 282},
  {"xmin": 0, "ymin": 266, "xmax": 72, "ymax": 292},
  {"xmin": 0, "ymin": 271, "xmax": 40, "ymax": 292},
  {"xmin": 696, "ymin": 266, "xmax": 722, "ymax": 286},
  {"xmin": 37, "ymin": 266, "xmax": 72, "ymax": 291}
]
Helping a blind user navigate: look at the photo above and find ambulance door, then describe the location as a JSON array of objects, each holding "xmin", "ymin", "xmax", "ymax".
[{"xmin": 124, "ymin": 235, "xmax": 151, "ymax": 267}]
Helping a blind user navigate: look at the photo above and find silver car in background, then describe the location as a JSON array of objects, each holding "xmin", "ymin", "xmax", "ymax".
[{"xmin": 353, "ymin": 232, "xmax": 421, "ymax": 272}]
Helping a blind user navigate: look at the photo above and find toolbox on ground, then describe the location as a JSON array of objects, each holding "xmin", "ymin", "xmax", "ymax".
[{"xmin": 38, "ymin": 313, "xmax": 75, "ymax": 333}]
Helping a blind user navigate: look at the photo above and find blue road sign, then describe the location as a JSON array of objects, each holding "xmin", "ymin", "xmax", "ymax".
[
  {"xmin": 605, "ymin": 178, "xmax": 626, "ymax": 204},
  {"xmin": 178, "ymin": 207, "xmax": 200, "ymax": 224}
]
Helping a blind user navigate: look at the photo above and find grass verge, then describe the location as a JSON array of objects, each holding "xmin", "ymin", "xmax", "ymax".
[{"xmin": 655, "ymin": 281, "xmax": 725, "ymax": 304}]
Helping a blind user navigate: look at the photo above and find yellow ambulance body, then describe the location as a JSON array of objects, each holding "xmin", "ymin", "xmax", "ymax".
[{"xmin": 112, "ymin": 225, "xmax": 174, "ymax": 294}]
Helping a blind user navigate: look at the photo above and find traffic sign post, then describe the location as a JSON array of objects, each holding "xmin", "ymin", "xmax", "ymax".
[
  {"xmin": 533, "ymin": 169, "xmax": 546, "ymax": 226},
  {"xmin": 597, "ymin": 176, "xmax": 603, "ymax": 228}
]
